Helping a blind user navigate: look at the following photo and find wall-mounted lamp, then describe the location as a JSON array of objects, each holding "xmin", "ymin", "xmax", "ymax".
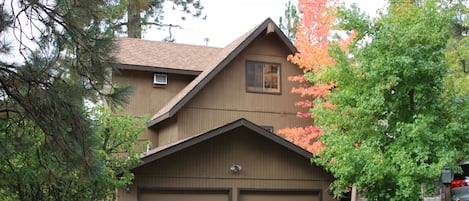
[
  {"xmin": 125, "ymin": 185, "xmax": 131, "ymax": 193},
  {"xmin": 230, "ymin": 164, "xmax": 242, "ymax": 173}
]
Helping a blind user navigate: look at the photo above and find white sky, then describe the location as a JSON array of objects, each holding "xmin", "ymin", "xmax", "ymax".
[{"xmin": 144, "ymin": 0, "xmax": 387, "ymax": 47}]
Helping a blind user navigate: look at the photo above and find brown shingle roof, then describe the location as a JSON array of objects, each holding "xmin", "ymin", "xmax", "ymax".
[{"xmin": 115, "ymin": 38, "xmax": 221, "ymax": 72}]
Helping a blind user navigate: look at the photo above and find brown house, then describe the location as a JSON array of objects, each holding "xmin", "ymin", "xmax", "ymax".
[{"xmin": 114, "ymin": 18, "xmax": 336, "ymax": 201}]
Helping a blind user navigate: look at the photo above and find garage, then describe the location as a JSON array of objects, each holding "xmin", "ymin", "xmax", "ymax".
[
  {"xmin": 121, "ymin": 119, "xmax": 335, "ymax": 201},
  {"xmin": 139, "ymin": 189, "xmax": 230, "ymax": 201},
  {"xmin": 238, "ymin": 190, "xmax": 321, "ymax": 201}
]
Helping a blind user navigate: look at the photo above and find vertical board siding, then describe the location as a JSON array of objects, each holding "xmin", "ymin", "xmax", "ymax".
[
  {"xmin": 117, "ymin": 128, "xmax": 335, "ymax": 201},
  {"xmin": 136, "ymin": 128, "xmax": 330, "ymax": 180},
  {"xmin": 178, "ymin": 108, "xmax": 310, "ymax": 140},
  {"xmin": 156, "ymin": 117, "xmax": 178, "ymax": 147},
  {"xmin": 178, "ymin": 34, "xmax": 310, "ymax": 140},
  {"xmin": 113, "ymin": 70, "xmax": 194, "ymax": 117},
  {"xmin": 113, "ymin": 70, "xmax": 193, "ymax": 147}
]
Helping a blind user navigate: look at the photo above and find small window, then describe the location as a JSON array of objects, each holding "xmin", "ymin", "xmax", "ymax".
[
  {"xmin": 153, "ymin": 74, "xmax": 167, "ymax": 85},
  {"xmin": 246, "ymin": 61, "xmax": 280, "ymax": 94}
]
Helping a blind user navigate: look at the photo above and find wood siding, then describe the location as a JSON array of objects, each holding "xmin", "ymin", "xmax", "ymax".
[
  {"xmin": 155, "ymin": 116, "xmax": 178, "ymax": 147},
  {"xmin": 172, "ymin": 33, "xmax": 310, "ymax": 142},
  {"xmin": 113, "ymin": 69, "xmax": 195, "ymax": 118},
  {"xmin": 114, "ymin": 22, "xmax": 335, "ymax": 201},
  {"xmin": 177, "ymin": 108, "xmax": 310, "ymax": 140},
  {"xmin": 117, "ymin": 127, "xmax": 334, "ymax": 201}
]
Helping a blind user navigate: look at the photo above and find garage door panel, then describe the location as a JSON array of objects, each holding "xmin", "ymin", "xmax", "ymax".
[
  {"xmin": 239, "ymin": 190, "xmax": 320, "ymax": 201},
  {"xmin": 140, "ymin": 189, "xmax": 229, "ymax": 201}
]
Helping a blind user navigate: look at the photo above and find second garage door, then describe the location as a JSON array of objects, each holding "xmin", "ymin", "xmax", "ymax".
[{"xmin": 239, "ymin": 190, "xmax": 320, "ymax": 201}]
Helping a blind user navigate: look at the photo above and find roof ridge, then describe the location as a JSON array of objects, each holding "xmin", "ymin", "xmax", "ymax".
[{"xmin": 116, "ymin": 37, "xmax": 222, "ymax": 49}]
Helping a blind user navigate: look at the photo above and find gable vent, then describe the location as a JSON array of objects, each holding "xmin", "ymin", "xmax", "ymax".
[
  {"xmin": 153, "ymin": 74, "xmax": 168, "ymax": 85},
  {"xmin": 267, "ymin": 22, "xmax": 275, "ymax": 34}
]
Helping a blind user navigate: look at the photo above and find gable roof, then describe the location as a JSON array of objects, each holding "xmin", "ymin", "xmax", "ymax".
[
  {"xmin": 134, "ymin": 118, "xmax": 312, "ymax": 170},
  {"xmin": 115, "ymin": 37, "xmax": 221, "ymax": 74},
  {"xmin": 147, "ymin": 18, "xmax": 297, "ymax": 127}
]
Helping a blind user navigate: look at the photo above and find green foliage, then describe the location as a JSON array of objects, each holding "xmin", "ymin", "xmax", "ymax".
[
  {"xmin": 93, "ymin": 106, "xmax": 150, "ymax": 181},
  {"xmin": 0, "ymin": 106, "xmax": 148, "ymax": 200},
  {"xmin": 310, "ymin": 0, "xmax": 469, "ymax": 200},
  {"xmin": 444, "ymin": 0, "xmax": 469, "ymax": 101},
  {"xmin": 279, "ymin": 0, "xmax": 299, "ymax": 41},
  {"xmin": 0, "ymin": 1, "xmax": 148, "ymax": 200}
]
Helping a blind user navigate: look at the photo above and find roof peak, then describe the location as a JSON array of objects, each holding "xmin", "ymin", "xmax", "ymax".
[
  {"xmin": 147, "ymin": 18, "xmax": 296, "ymax": 127},
  {"xmin": 133, "ymin": 118, "xmax": 311, "ymax": 170}
]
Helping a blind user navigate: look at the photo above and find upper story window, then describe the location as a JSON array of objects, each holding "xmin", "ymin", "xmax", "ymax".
[{"xmin": 246, "ymin": 61, "xmax": 281, "ymax": 94}]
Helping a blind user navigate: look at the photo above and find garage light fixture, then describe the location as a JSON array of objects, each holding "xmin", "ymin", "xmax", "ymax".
[
  {"xmin": 125, "ymin": 185, "xmax": 131, "ymax": 193},
  {"xmin": 230, "ymin": 164, "xmax": 242, "ymax": 173}
]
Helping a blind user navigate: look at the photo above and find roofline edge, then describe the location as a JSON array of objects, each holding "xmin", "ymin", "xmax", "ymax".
[
  {"xmin": 115, "ymin": 64, "xmax": 202, "ymax": 76},
  {"xmin": 135, "ymin": 118, "xmax": 312, "ymax": 171}
]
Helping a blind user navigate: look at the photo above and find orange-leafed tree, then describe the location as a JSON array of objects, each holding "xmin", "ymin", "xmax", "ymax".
[{"xmin": 278, "ymin": 0, "xmax": 353, "ymax": 153}]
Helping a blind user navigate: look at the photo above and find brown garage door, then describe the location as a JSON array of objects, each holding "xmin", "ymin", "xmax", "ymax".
[
  {"xmin": 239, "ymin": 190, "xmax": 320, "ymax": 201},
  {"xmin": 139, "ymin": 189, "xmax": 230, "ymax": 201}
]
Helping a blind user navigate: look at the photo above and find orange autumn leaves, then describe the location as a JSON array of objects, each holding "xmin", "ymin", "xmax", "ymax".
[
  {"xmin": 279, "ymin": 126, "xmax": 325, "ymax": 153},
  {"xmin": 278, "ymin": 0, "xmax": 355, "ymax": 153},
  {"xmin": 289, "ymin": 0, "xmax": 336, "ymax": 72}
]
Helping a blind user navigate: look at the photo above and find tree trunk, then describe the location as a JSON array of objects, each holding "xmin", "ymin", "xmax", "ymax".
[
  {"xmin": 127, "ymin": 1, "xmax": 142, "ymax": 38},
  {"xmin": 351, "ymin": 186, "xmax": 357, "ymax": 201}
]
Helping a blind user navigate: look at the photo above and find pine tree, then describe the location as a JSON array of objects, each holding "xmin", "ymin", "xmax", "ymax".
[
  {"xmin": 279, "ymin": 0, "xmax": 299, "ymax": 41},
  {"xmin": 0, "ymin": 1, "xmax": 147, "ymax": 200}
]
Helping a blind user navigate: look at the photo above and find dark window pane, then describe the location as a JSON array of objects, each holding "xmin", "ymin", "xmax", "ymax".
[{"xmin": 246, "ymin": 61, "xmax": 280, "ymax": 93}]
